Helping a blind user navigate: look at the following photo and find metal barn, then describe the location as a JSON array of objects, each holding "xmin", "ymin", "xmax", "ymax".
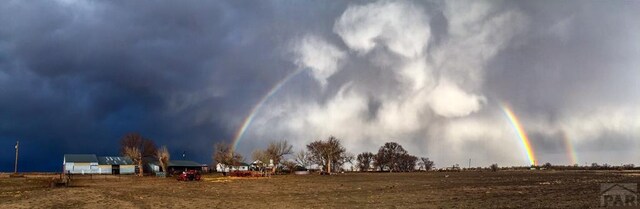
[
  {"xmin": 97, "ymin": 156, "xmax": 136, "ymax": 174},
  {"xmin": 63, "ymin": 154, "xmax": 99, "ymax": 174}
]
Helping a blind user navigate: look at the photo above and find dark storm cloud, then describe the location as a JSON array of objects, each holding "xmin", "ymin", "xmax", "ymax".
[
  {"xmin": 0, "ymin": 0, "xmax": 350, "ymax": 171},
  {"xmin": 480, "ymin": 1, "xmax": 640, "ymax": 165},
  {"xmin": 486, "ymin": 1, "xmax": 640, "ymax": 113},
  {"xmin": 1, "ymin": 0, "xmax": 639, "ymax": 171}
]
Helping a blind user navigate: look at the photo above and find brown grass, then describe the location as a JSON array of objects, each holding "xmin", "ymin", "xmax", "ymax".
[{"xmin": 1, "ymin": 171, "xmax": 639, "ymax": 208}]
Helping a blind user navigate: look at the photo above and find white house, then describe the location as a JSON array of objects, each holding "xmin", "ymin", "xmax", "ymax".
[
  {"xmin": 63, "ymin": 154, "xmax": 99, "ymax": 174},
  {"xmin": 216, "ymin": 163, "xmax": 250, "ymax": 172}
]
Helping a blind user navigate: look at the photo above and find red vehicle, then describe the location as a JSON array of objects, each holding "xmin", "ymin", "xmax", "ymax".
[{"xmin": 176, "ymin": 170, "xmax": 201, "ymax": 181}]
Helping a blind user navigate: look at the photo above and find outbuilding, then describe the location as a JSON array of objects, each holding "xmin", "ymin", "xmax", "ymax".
[
  {"xmin": 168, "ymin": 160, "xmax": 205, "ymax": 174},
  {"xmin": 63, "ymin": 154, "xmax": 99, "ymax": 174},
  {"xmin": 97, "ymin": 156, "xmax": 136, "ymax": 174}
]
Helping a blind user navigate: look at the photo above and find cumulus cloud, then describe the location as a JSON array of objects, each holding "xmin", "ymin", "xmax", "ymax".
[
  {"xmin": 333, "ymin": 0, "xmax": 430, "ymax": 58},
  {"xmin": 427, "ymin": 79, "xmax": 485, "ymax": 117},
  {"xmin": 244, "ymin": 0, "xmax": 640, "ymax": 167},
  {"xmin": 243, "ymin": 0, "xmax": 529, "ymax": 164},
  {"xmin": 434, "ymin": 0, "xmax": 528, "ymax": 88},
  {"xmin": 292, "ymin": 35, "xmax": 346, "ymax": 87}
]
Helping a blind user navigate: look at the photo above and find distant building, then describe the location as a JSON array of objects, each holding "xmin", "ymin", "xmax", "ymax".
[
  {"xmin": 63, "ymin": 154, "xmax": 136, "ymax": 175},
  {"xmin": 146, "ymin": 159, "xmax": 207, "ymax": 176},
  {"xmin": 216, "ymin": 162, "xmax": 250, "ymax": 172},
  {"xmin": 144, "ymin": 157, "xmax": 163, "ymax": 174},
  {"xmin": 168, "ymin": 160, "xmax": 206, "ymax": 174},
  {"xmin": 63, "ymin": 154, "xmax": 99, "ymax": 174},
  {"xmin": 63, "ymin": 154, "xmax": 209, "ymax": 175},
  {"xmin": 97, "ymin": 156, "xmax": 135, "ymax": 174}
]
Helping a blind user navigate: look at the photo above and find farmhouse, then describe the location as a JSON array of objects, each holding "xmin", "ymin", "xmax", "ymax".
[
  {"xmin": 63, "ymin": 154, "xmax": 99, "ymax": 174},
  {"xmin": 97, "ymin": 156, "xmax": 135, "ymax": 174},
  {"xmin": 216, "ymin": 162, "xmax": 250, "ymax": 172}
]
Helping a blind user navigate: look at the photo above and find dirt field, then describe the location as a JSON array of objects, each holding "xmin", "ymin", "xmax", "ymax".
[{"xmin": 1, "ymin": 171, "xmax": 639, "ymax": 208}]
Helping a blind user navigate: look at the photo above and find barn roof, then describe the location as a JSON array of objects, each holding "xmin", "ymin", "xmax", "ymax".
[
  {"xmin": 98, "ymin": 156, "xmax": 134, "ymax": 165},
  {"xmin": 64, "ymin": 154, "xmax": 98, "ymax": 163},
  {"xmin": 168, "ymin": 160, "xmax": 203, "ymax": 167}
]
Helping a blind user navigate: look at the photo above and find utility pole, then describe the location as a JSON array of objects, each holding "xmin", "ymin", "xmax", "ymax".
[
  {"xmin": 14, "ymin": 141, "xmax": 19, "ymax": 174},
  {"xmin": 468, "ymin": 158, "xmax": 471, "ymax": 169}
]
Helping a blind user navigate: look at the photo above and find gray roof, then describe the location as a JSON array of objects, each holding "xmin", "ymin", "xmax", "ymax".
[
  {"xmin": 168, "ymin": 160, "xmax": 203, "ymax": 167},
  {"xmin": 64, "ymin": 154, "xmax": 98, "ymax": 163},
  {"xmin": 98, "ymin": 156, "xmax": 134, "ymax": 165}
]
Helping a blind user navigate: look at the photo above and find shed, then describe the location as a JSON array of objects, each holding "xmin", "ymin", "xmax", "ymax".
[
  {"xmin": 168, "ymin": 160, "xmax": 204, "ymax": 174},
  {"xmin": 63, "ymin": 154, "xmax": 99, "ymax": 174},
  {"xmin": 97, "ymin": 156, "xmax": 136, "ymax": 174}
]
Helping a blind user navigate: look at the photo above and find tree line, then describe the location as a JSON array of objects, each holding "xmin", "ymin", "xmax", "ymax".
[
  {"xmin": 212, "ymin": 136, "xmax": 435, "ymax": 173},
  {"xmin": 115, "ymin": 132, "xmax": 436, "ymax": 176},
  {"xmin": 357, "ymin": 142, "xmax": 434, "ymax": 172}
]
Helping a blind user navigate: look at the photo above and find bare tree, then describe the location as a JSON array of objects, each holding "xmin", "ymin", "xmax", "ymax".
[
  {"xmin": 376, "ymin": 142, "xmax": 408, "ymax": 172},
  {"xmin": 294, "ymin": 150, "xmax": 311, "ymax": 169},
  {"xmin": 156, "ymin": 146, "xmax": 170, "ymax": 175},
  {"xmin": 252, "ymin": 149, "xmax": 270, "ymax": 172},
  {"xmin": 490, "ymin": 163, "xmax": 499, "ymax": 172},
  {"xmin": 357, "ymin": 152, "xmax": 374, "ymax": 172},
  {"xmin": 121, "ymin": 133, "xmax": 157, "ymax": 175},
  {"xmin": 341, "ymin": 152, "xmax": 355, "ymax": 172},
  {"xmin": 120, "ymin": 133, "xmax": 157, "ymax": 159},
  {"xmin": 373, "ymin": 151, "xmax": 386, "ymax": 171},
  {"xmin": 266, "ymin": 140, "xmax": 293, "ymax": 173},
  {"xmin": 306, "ymin": 136, "xmax": 346, "ymax": 174},
  {"xmin": 397, "ymin": 153, "xmax": 418, "ymax": 172},
  {"xmin": 212, "ymin": 142, "xmax": 243, "ymax": 174},
  {"xmin": 124, "ymin": 146, "xmax": 143, "ymax": 176},
  {"xmin": 282, "ymin": 160, "xmax": 298, "ymax": 173},
  {"xmin": 419, "ymin": 157, "xmax": 434, "ymax": 171}
]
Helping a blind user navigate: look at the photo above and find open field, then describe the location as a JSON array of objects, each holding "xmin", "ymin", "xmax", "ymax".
[{"xmin": 1, "ymin": 171, "xmax": 639, "ymax": 208}]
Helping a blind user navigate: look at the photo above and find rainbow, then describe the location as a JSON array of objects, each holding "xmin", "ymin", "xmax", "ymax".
[
  {"xmin": 231, "ymin": 68, "xmax": 305, "ymax": 151},
  {"xmin": 501, "ymin": 104, "xmax": 537, "ymax": 166},
  {"xmin": 560, "ymin": 130, "xmax": 578, "ymax": 165}
]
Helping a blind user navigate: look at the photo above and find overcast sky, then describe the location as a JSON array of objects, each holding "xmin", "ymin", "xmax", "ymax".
[{"xmin": 1, "ymin": 0, "xmax": 639, "ymax": 171}]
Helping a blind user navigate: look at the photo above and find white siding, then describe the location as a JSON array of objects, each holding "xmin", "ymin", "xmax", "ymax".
[
  {"xmin": 150, "ymin": 164, "xmax": 160, "ymax": 173},
  {"xmin": 65, "ymin": 162, "xmax": 99, "ymax": 174},
  {"xmin": 120, "ymin": 165, "xmax": 136, "ymax": 174},
  {"xmin": 64, "ymin": 162, "xmax": 74, "ymax": 173},
  {"xmin": 97, "ymin": 165, "xmax": 111, "ymax": 174},
  {"xmin": 216, "ymin": 163, "xmax": 249, "ymax": 172}
]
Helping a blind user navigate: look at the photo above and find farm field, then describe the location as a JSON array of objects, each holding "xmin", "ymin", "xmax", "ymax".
[{"xmin": 1, "ymin": 171, "xmax": 639, "ymax": 208}]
